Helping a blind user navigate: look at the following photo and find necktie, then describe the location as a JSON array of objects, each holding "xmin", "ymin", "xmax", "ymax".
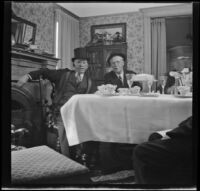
[
  {"xmin": 118, "ymin": 75, "xmax": 123, "ymax": 84},
  {"xmin": 76, "ymin": 73, "xmax": 82, "ymax": 84}
]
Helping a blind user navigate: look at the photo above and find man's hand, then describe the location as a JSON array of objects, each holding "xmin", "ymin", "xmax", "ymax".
[{"xmin": 17, "ymin": 74, "xmax": 30, "ymax": 87}]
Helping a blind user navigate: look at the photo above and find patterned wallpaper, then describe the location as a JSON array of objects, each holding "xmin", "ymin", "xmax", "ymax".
[
  {"xmin": 12, "ymin": 2, "xmax": 55, "ymax": 53},
  {"xmin": 80, "ymin": 12, "xmax": 144, "ymax": 73},
  {"xmin": 12, "ymin": 3, "xmax": 144, "ymax": 73}
]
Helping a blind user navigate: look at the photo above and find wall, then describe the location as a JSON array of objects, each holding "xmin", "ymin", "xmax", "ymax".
[
  {"xmin": 12, "ymin": 2, "xmax": 56, "ymax": 53},
  {"xmin": 80, "ymin": 12, "xmax": 144, "ymax": 73}
]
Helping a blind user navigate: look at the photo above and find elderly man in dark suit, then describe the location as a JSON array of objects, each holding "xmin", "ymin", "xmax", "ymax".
[
  {"xmin": 104, "ymin": 52, "xmax": 142, "ymax": 91},
  {"xmin": 17, "ymin": 55, "xmax": 97, "ymax": 162},
  {"xmin": 102, "ymin": 53, "xmax": 143, "ymax": 171},
  {"xmin": 132, "ymin": 116, "xmax": 195, "ymax": 185}
]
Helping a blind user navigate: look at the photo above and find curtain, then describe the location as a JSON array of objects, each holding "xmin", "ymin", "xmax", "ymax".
[
  {"xmin": 55, "ymin": 9, "xmax": 80, "ymax": 69},
  {"xmin": 151, "ymin": 18, "xmax": 167, "ymax": 80}
]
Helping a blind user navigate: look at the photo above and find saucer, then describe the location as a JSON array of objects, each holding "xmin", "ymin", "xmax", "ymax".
[
  {"xmin": 95, "ymin": 92, "xmax": 117, "ymax": 96},
  {"xmin": 127, "ymin": 93, "xmax": 140, "ymax": 96},
  {"xmin": 140, "ymin": 93, "xmax": 160, "ymax": 97},
  {"xmin": 174, "ymin": 94, "xmax": 192, "ymax": 98}
]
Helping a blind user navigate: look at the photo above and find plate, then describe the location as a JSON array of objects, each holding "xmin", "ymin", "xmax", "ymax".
[
  {"xmin": 127, "ymin": 93, "xmax": 140, "ymax": 96},
  {"xmin": 174, "ymin": 94, "xmax": 192, "ymax": 98},
  {"xmin": 101, "ymin": 93, "xmax": 117, "ymax": 96},
  {"xmin": 117, "ymin": 93, "xmax": 129, "ymax": 96},
  {"xmin": 140, "ymin": 93, "xmax": 160, "ymax": 97},
  {"xmin": 95, "ymin": 92, "xmax": 117, "ymax": 96}
]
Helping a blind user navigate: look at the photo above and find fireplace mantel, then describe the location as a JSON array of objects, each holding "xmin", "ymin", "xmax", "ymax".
[
  {"xmin": 11, "ymin": 48, "xmax": 59, "ymax": 146},
  {"xmin": 11, "ymin": 48, "xmax": 59, "ymax": 81}
]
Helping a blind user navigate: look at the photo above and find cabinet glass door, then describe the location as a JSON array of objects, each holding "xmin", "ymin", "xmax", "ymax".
[{"xmin": 87, "ymin": 49, "xmax": 104, "ymax": 81}]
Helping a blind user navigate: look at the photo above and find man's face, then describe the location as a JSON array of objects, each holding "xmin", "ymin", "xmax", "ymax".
[
  {"xmin": 110, "ymin": 56, "xmax": 124, "ymax": 74},
  {"xmin": 73, "ymin": 59, "xmax": 89, "ymax": 74}
]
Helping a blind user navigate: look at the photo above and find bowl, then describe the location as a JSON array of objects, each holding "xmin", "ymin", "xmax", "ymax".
[{"xmin": 97, "ymin": 84, "xmax": 117, "ymax": 94}]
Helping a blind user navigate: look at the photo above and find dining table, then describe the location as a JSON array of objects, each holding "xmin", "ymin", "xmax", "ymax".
[{"xmin": 60, "ymin": 93, "xmax": 192, "ymax": 147}]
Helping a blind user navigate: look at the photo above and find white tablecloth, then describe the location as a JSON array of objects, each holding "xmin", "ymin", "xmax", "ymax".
[{"xmin": 60, "ymin": 94, "xmax": 192, "ymax": 146}]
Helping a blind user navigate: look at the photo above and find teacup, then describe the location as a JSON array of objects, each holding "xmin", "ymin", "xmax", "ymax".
[
  {"xmin": 102, "ymin": 89, "xmax": 115, "ymax": 94},
  {"xmin": 118, "ymin": 88, "xmax": 130, "ymax": 95},
  {"xmin": 177, "ymin": 86, "xmax": 190, "ymax": 96},
  {"xmin": 130, "ymin": 86, "xmax": 141, "ymax": 94}
]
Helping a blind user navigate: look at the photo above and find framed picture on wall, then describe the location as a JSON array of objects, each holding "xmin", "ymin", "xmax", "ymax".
[{"xmin": 91, "ymin": 23, "xmax": 126, "ymax": 44}]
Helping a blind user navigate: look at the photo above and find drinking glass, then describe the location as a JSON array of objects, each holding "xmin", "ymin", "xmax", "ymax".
[
  {"xmin": 126, "ymin": 74, "xmax": 134, "ymax": 89},
  {"xmin": 147, "ymin": 80, "xmax": 153, "ymax": 93},
  {"xmin": 159, "ymin": 76, "xmax": 167, "ymax": 94}
]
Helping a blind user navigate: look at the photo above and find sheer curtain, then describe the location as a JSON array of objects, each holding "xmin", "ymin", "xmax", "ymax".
[
  {"xmin": 151, "ymin": 18, "xmax": 167, "ymax": 79},
  {"xmin": 55, "ymin": 9, "xmax": 80, "ymax": 69}
]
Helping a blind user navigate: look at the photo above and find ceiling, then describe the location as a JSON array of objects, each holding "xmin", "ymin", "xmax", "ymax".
[{"xmin": 57, "ymin": 3, "xmax": 182, "ymax": 17}]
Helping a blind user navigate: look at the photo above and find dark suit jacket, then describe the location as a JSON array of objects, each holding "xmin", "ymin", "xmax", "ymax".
[
  {"xmin": 157, "ymin": 72, "xmax": 175, "ymax": 94},
  {"xmin": 28, "ymin": 68, "xmax": 96, "ymax": 109},
  {"xmin": 29, "ymin": 68, "xmax": 71, "ymax": 88},
  {"xmin": 166, "ymin": 116, "xmax": 192, "ymax": 139},
  {"xmin": 104, "ymin": 70, "xmax": 142, "ymax": 90},
  {"xmin": 158, "ymin": 69, "xmax": 192, "ymax": 94},
  {"xmin": 57, "ymin": 71, "xmax": 96, "ymax": 107}
]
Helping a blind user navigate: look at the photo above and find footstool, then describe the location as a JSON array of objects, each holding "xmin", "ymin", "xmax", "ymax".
[{"xmin": 11, "ymin": 145, "xmax": 91, "ymax": 184}]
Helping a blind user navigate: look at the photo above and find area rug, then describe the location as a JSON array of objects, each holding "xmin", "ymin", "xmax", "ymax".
[{"xmin": 90, "ymin": 169, "xmax": 135, "ymax": 184}]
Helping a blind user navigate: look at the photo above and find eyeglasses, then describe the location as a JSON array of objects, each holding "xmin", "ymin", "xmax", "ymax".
[
  {"xmin": 110, "ymin": 60, "xmax": 124, "ymax": 65},
  {"xmin": 74, "ymin": 60, "xmax": 88, "ymax": 64}
]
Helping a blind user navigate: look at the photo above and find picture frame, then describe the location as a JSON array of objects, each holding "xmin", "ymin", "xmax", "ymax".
[{"xmin": 91, "ymin": 23, "xmax": 126, "ymax": 45}]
